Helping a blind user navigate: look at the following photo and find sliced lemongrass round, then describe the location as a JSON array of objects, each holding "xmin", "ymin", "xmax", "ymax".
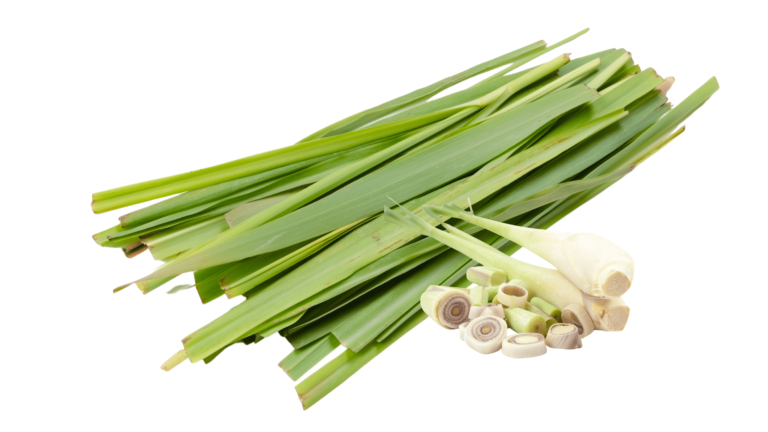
[
  {"xmin": 504, "ymin": 307, "xmax": 546, "ymax": 335},
  {"xmin": 545, "ymin": 323, "xmax": 582, "ymax": 349},
  {"xmin": 459, "ymin": 321, "xmax": 469, "ymax": 341},
  {"xmin": 496, "ymin": 280, "xmax": 528, "ymax": 308},
  {"xmin": 465, "ymin": 316, "xmax": 507, "ymax": 354},
  {"xmin": 420, "ymin": 286, "xmax": 472, "ymax": 329},
  {"xmin": 502, "ymin": 333, "xmax": 547, "ymax": 359},
  {"xmin": 561, "ymin": 304, "xmax": 595, "ymax": 338},
  {"xmin": 466, "ymin": 266, "xmax": 508, "ymax": 287},
  {"xmin": 468, "ymin": 303, "xmax": 505, "ymax": 320}
]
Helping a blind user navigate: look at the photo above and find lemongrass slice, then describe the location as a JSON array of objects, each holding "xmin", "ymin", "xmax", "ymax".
[
  {"xmin": 420, "ymin": 286, "xmax": 472, "ymax": 329},
  {"xmin": 524, "ymin": 302, "xmax": 556, "ymax": 335},
  {"xmin": 468, "ymin": 303, "xmax": 505, "ymax": 320},
  {"xmin": 504, "ymin": 307, "xmax": 546, "ymax": 335},
  {"xmin": 561, "ymin": 304, "xmax": 595, "ymax": 338},
  {"xmin": 496, "ymin": 281, "xmax": 528, "ymax": 308},
  {"xmin": 466, "ymin": 266, "xmax": 508, "ymax": 287},
  {"xmin": 502, "ymin": 333, "xmax": 547, "ymax": 358},
  {"xmin": 465, "ymin": 316, "xmax": 507, "ymax": 354},
  {"xmin": 469, "ymin": 286, "xmax": 489, "ymax": 306},
  {"xmin": 486, "ymin": 286, "xmax": 499, "ymax": 300},
  {"xmin": 530, "ymin": 297, "xmax": 562, "ymax": 322},
  {"xmin": 545, "ymin": 323, "xmax": 582, "ymax": 349},
  {"xmin": 459, "ymin": 322, "xmax": 469, "ymax": 341}
]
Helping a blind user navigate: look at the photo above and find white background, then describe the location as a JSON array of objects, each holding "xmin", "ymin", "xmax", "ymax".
[{"xmin": 1, "ymin": 1, "xmax": 766, "ymax": 430}]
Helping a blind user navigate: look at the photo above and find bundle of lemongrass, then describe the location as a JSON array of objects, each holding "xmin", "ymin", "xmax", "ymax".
[{"xmin": 92, "ymin": 29, "xmax": 718, "ymax": 409}]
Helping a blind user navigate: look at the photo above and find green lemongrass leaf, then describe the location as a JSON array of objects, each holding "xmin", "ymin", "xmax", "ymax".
[
  {"xmin": 143, "ymin": 216, "xmax": 230, "ymax": 261},
  {"xmin": 224, "ymin": 192, "xmax": 295, "ymax": 228},
  {"xmin": 136, "ymin": 86, "xmax": 598, "ymax": 285},
  {"xmin": 222, "ymin": 217, "xmax": 370, "ymax": 298},
  {"xmin": 587, "ymin": 52, "xmax": 632, "ymax": 89},
  {"xmin": 136, "ymin": 275, "xmax": 177, "ymax": 295},
  {"xmin": 260, "ymin": 311, "xmax": 306, "ymax": 338},
  {"xmin": 167, "ymin": 284, "xmax": 195, "ymax": 294},
  {"xmin": 180, "ymin": 92, "xmax": 628, "ymax": 362},
  {"xmin": 478, "ymin": 28, "xmax": 589, "ymax": 84},
  {"xmin": 202, "ymin": 334, "xmax": 264, "ymax": 365},
  {"xmin": 300, "ymin": 40, "xmax": 547, "ymax": 142},
  {"xmin": 557, "ymin": 49, "xmax": 615, "ymax": 75},
  {"xmin": 296, "ymin": 310, "xmax": 427, "ymax": 410},
  {"xmin": 568, "ymin": 49, "xmax": 630, "ymax": 88},
  {"xmin": 376, "ymin": 303, "xmax": 422, "ymax": 342},
  {"xmin": 92, "ymin": 106, "xmax": 466, "ymax": 213},
  {"xmin": 279, "ymin": 334, "xmax": 341, "ymax": 381}
]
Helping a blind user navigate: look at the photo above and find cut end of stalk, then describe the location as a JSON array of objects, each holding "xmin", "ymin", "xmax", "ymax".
[
  {"xmin": 656, "ymin": 77, "xmax": 676, "ymax": 96},
  {"xmin": 160, "ymin": 349, "xmax": 188, "ymax": 372},
  {"xmin": 545, "ymin": 323, "xmax": 582, "ymax": 349},
  {"xmin": 600, "ymin": 305, "xmax": 630, "ymax": 331},
  {"xmin": 598, "ymin": 266, "xmax": 632, "ymax": 298},
  {"xmin": 497, "ymin": 282, "xmax": 529, "ymax": 308},
  {"xmin": 465, "ymin": 316, "xmax": 507, "ymax": 354}
]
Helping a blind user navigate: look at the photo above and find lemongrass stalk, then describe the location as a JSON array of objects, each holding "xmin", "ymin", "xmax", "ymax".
[
  {"xmin": 464, "ymin": 316, "xmax": 507, "ymax": 354},
  {"xmin": 469, "ymin": 286, "xmax": 489, "ymax": 306},
  {"xmin": 530, "ymin": 297, "xmax": 562, "ymax": 322},
  {"xmin": 467, "ymin": 266, "xmax": 507, "ymax": 287},
  {"xmin": 504, "ymin": 307, "xmax": 546, "ymax": 335},
  {"xmin": 420, "ymin": 286, "xmax": 472, "ymax": 329},
  {"xmin": 383, "ymin": 207, "xmax": 627, "ymax": 331},
  {"xmin": 545, "ymin": 323, "xmax": 582, "ymax": 349},
  {"xmin": 426, "ymin": 203, "xmax": 634, "ymax": 298},
  {"xmin": 502, "ymin": 334, "xmax": 547, "ymax": 358},
  {"xmin": 160, "ymin": 349, "xmax": 188, "ymax": 372},
  {"xmin": 586, "ymin": 52, "xmax": 632, "ymax": 89}
]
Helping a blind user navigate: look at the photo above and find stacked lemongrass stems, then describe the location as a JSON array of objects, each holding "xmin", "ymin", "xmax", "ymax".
[{"xmin": 90, "ymin": 29, "xmax": 718, "ymax": 409}]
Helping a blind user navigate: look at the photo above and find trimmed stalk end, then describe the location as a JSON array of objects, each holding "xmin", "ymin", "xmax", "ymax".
[
  {"xmin": 160, "ymin": 349, "xmax": 188, "ymax": 372},
  {"xmin": 597, "ymin": 265, "xmax": 632, "ymax": 298}
]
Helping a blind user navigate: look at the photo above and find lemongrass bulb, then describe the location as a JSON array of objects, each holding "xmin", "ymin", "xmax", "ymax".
[
  {"xmin": 561, "ymin": 304, "xmax": 595, "ymax": 338},
  {"xmin": 496, "ymin": 281, "xmax": 528, "ymax": 308},
  {"xmin": 469, "ymin": 286, "xmax": 489, "ymax": 306},
  {"xmin": 465, "ymin": 316, "xmax": 507, "ymax": 354},
  {"xmin": 582, "ymin": 296, "xmax": 630, "ymax": 331},
  {"xmin": 466, "ymin": 266, "xmax": 508, "ymax": 287},
  {"xmin": 504, "ymin": 307, "xmax": 546, "ymax": 335},
  {"xmin": 468, "ymin": 304, "xmax": 505, "ymax": 320},
  {"xmin": 459, "ymin": 322, "xmax": 469, "ymax": 341},
  {"xmin": 420, "ymin": 286, "xmax": 472, "ymax": 329},
  {"xmin": 545, "ymin": 323, "xmax": 582, "ymax": 349},
  {"xmin": 502, "ymin": 333, "xmax": 547, "ymax": 359}
]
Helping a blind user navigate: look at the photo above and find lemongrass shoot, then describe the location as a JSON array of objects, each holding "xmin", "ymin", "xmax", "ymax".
[
  {"xmin": 502, "ymin": 334, "xmax": 547, "ymax": 359},
  {"xmin": 426, "ymin": 203, "xmax": 634, "ymax": 298},
  {"xmin": 530, "ymin": 297, "xmax": 562, "ymax": 322},
  {"xmin": 466, "ymin": 266, "xmax": 507, "ymax": 287},
  {"xmin": 524, "ymin": 302, "xmax": 557, "ymax": 335},
  {"xmin": 420, "ymin": 286, "xmax": 472, "ymax": 329},
  {"xmin": 160, "ymin": 349, "xmax": 188, "ymax": 372},
  {"xmin": 469, "ymin": 286, "xmax": 489, "ymax": 306},
  {"xmin": 464, "ymin": 316, "xmax": 507, "ymax": 354},
  {"xmin": 504, "ymin": 307, "xmax": 546, "ymax": 335},
  {"xmin": 561, "ymin": 304, "xmax": 595, "ymax": 338},
  {"xmin": 468, "ymin": 304, "xmax": 505, "ymax": 320},
  {"xmin": 545, "ymin": 323, "xmax": 582, "ymax": 349},
  {"xmin": 496, "ymin": 281, "xmax": 529, "ymax": 308}
]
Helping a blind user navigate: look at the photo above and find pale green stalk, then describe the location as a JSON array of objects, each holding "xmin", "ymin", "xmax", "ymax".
[{"xmin": 587, "ymin": 52, "xmax": 632, "ymax": 89}]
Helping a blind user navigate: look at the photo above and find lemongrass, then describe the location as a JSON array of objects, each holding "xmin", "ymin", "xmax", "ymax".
[
  {"xmin": 504, "ymin": 307, "xmax": 546, "ymax": 335},
  {"xmin": 545, "ymin": 323, "xmax": 582, "ymax": 349},
  {"xmin": 469, "ymin": 286, "xmax": 489, "ymax": 306},
  {"xmin": 530, "ymin": 297, "xmax": 562, "ymax": 322},
  {"xmin": 468, "ymin": 304, "xmax": 505, "ymax": 320},
  {"xmin": 561, "ymin": 304, "xmax": 595, "ymax": 338},
  {"xmin": 502, "ymin": 334, "xmax": 547, "ymax": 358},
  {"xmin": 160, "ymin": 349, "xmax": 188, "ymax": 372},
  {"xmin": 384, "ymin": 207, "xmax": 628, "ymax": 331},
  {"xmin": 496, "ymin": 281, "xmax": 529, "ymax": 308},
  {"xmin": 466, "ymin": 266, "xmax": 507, "ymax": 287},
  {"xmin": 464, "ymin": 316, "xmax": 507, "ymax": 354},
  {"xmin": 425, "ymin": 204, "xmax": 634, "ymax": 298},
  {"xmin": 420, "ymin": 286, "xmax": 471, "ymax": 329},
  {"xmin": 582, "ymin": 296, "xmax": 630, "ymax": 331},
  {"xmin": 524, "ymin": 302, "xmax": 557, "ymax": 334}
]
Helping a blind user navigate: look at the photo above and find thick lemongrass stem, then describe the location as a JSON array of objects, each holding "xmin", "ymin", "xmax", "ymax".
[
  {"xmin": 427, "ymin": 203, "xmax": 633, "ymax": 298},
  {"xmin": 504, "ymin": 307, "xmax": 546, "ymax": 335}
]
